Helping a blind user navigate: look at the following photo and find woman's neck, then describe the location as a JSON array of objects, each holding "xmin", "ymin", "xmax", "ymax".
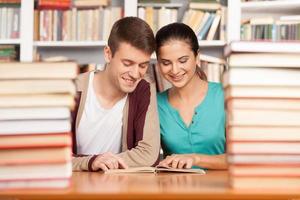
[{"xmin": 169, "ymin": 73, "xmax": 207, "ymax": 106}]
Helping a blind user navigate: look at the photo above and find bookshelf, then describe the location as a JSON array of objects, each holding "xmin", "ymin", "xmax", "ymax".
[
  {"xmin": 0, "ymin": 0, "xmax": 22, "ymax": 62},
  {"xmin": 138, "ymin": 2, "xmax": 182, "ymax": 8},
  {"xmin": 0, "ymin": 39, "xmax": 21, "ymax": 45},
  {"xmin": 34, "ymin": 0, "xmax": 137, "ymax": 64},
  {"xmin": 227, "ymin": 0, "xmax": 300, "ymax": 42},
  {"xmin": 6, "ymin": 0, "xmax": 137, "ymax": 63},
  {"xmin": 20, "ymin": 0, "xmax": 34, "ymax": 62},
  {"xmin": 33, "ymin": 41, "xmax": 107, "ymax": 47},
  {"xmin": 198, "ymin": 40, "xmax": 226, "ymax": 47},
  {"xmin": 241, "ymin": 0, "xmax": 300, "ymax": 12},
  {"xmin": 5, "ymin": 0, "xmax": 227, "ymax": 64}
]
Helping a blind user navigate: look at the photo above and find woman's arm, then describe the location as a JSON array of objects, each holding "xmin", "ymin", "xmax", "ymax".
[
  {"xmin": 158, "ymin": 153, "xmax": 228, "ymax": 170},
  {"xmin": 193, "ymin": 153, "xmax": 228, "ymax": 170}
]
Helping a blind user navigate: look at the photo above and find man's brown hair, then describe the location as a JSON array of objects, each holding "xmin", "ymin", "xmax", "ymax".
[{"xmin": 108, "ymin": 17, "xmax": 155, "ymax": 56}]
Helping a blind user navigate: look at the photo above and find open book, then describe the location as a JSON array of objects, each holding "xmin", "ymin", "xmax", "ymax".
[{"xmin": 103, "ymin": 166, "xmax": 206, "ymax": 174}]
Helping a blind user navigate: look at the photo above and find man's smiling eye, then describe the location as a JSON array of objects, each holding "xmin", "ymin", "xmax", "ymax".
[
  {"xmin": 139, "ymin": 64, "xmax": 148, "ymax": 69},
  {"xmin": 123, "ymin": 62, "xmax": 131, "ymax": 66}
]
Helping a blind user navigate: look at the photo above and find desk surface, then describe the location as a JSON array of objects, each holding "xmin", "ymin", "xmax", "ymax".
[{"xmin": 0, "ymin": 170, "xmax": 300, "ymax": 200}]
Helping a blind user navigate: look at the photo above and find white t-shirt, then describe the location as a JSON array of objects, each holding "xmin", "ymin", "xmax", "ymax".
[{"xmin": 77, "ymin": 72, "xmax": 127, "ymax": 155}]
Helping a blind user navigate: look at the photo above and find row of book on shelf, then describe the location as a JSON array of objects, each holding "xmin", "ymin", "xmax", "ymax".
[
  {"xmin": 36, "ymin": 0, "xmax": 118, "ymax": 41},
  {"xmin": 224, "ymin": 40, "xmax": 300, "ymax": 189},
  {"xmin": 0, "ymin": 62, "xmax": 78, "ymax": 189},
  {"xmin": 4, "ymin": 0, "xmax": 300, "ymax": 42},
  {"xmin": 241, "ymin": 15, "xmax": 300, "ymax": 41},
  {"xmin": 137, "ymin": 5, "xmax": 178, "ymax": 34},
  {"xmin": 0, "ymin": 0, "xmax": 227, "ymax": 42},
  {"xmin": 0, "ymin": 45, "xmax": 17, "ymax": 62},
  {"xmin": 182, "ymin": 2, "xmax": 226, "ymax": 41},
  {"xmin": 37, "ymin": 1, "xmax": 226, "ymax": 42},
  {"xmin": 0, "ymin": 0, "xmax": 20, "ymax": 40},
  {"xmin": 138, "ymin": 1, "xmax": 225, "ymax": 40},
  {"xmin": 36, "ymin": 5, "xmax": 121, "ymax": 41},
  {"xmin": 36, "ymin": 0, "xmax": 226, "ymax": 42}
]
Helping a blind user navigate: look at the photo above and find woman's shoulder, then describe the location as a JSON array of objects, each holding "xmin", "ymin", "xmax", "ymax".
[
  {"xmin": 157, "ymin": 90, "xmax": 170, "ymax": 110},
  {"xmin": 208, "ymin": 82, "xmax": 224, "ymax": 96},
  {"xmin": 157, "ymin": 90, "xmax": 168, "ymax": 101},
  {"xmin": 208, "ymin": 81, "xmax": 223, "ymax": 89}
]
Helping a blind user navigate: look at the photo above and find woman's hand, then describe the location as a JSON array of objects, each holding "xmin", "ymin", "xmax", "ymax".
[
  {"xmin": 159, "ymin": 154, "xmax": 228, "ymax": 170},
  {"xmin": 158, "ymin": 154, "xmax": 197, "ymax": 169}
]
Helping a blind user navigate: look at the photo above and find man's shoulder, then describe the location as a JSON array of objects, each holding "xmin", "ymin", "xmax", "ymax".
[
  {"xmin": 75, "ymin": 71, "xmax": 91, "ymax": 92},
  {"xmin": 128, "ymin": 76, "xmax": 153, "ymax": 105},
  {"xmin": 134, "ymin": 73, "xmax": 155, "ymax": 94},
  {"xmin": 132, "ymin": 79, "xmax": 150, "ymax": 96}
]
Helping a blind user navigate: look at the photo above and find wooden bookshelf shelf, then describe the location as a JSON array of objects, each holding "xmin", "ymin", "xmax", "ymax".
[
  {"xmin": 33, "ymin": 41, "xmax": 107, "ymax": 47},
  {"xmin": 241, "ymin": 0, "xmax": 300, "ymax": 13},
  {"xmin": 138, "ymin": 3, "xmax": 182, "ymax": 8},
  {"xmin": 198, "ymin": 40, "xmax": 226, "ymax": 47},
  {"xmin": 0, "ymin": 39, "xmax": 21, "ymax": 45}
]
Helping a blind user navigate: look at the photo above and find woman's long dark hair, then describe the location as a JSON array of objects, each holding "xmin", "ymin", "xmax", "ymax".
[{"xmin": 155, "ymin": 23, "xmax": 207, "ymax": 81}]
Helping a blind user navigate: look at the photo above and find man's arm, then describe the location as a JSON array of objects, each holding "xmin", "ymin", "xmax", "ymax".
[
  {"xmin": 72, "ymin": 76, "xmax": 160, "ymax": 170},
  {"xmin": 118, "ymin": 79, "xmax": 160, "ymax": 167},
  {"xmin": 72, "ymin": 155, "xmax": 96, "ymax": 171}
]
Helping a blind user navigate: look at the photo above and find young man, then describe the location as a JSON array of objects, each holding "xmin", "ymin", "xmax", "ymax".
[{"xmin": 72, "ymin": 17, "xmax": 160, "ymax": 172}]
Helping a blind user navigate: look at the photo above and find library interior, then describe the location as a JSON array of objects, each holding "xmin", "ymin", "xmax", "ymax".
[{"xmin": 1, "ymin": 0, "xmax": 300, "ymax": 199}]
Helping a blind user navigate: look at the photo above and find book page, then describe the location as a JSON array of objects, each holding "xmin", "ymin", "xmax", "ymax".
[
  {"xmin": 103, "ymin": 166, "xmax": 206, "ymax": 174},
  {"xmin": 155, "ymin": 166, "xmax": 206, "ymax": 174},
  {"xmin": 103, "ymin": 167, "xmax": 156, "ymax": 174}
]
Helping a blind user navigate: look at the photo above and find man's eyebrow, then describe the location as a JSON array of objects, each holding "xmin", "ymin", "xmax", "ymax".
[
  {"xmin": 139, "ymin": 61, "xmax": 150, "ymax": 65},
  {"xmin": 121, "ymin": 59, "xmax": 134, "ymax": 63},
  {"xmin": 122, "ymin": 59, "xmax": 150, "ymax": 65}
]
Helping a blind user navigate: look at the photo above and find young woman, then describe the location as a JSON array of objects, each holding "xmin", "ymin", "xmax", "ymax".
[{"xmin": 156, "ymin": 23, "xmax": 227, "ymax": 170}]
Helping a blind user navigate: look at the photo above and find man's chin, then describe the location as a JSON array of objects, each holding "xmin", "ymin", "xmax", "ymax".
[
  {"xmin": 119, "ymin": 79, "xmax": 140, "ymax": 93},
  {"xmin": 120, "ymin": 85, "xmax": 136, "ymax": 93}
]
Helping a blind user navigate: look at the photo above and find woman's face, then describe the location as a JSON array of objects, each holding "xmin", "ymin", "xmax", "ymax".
[{"xmin": 157, "ymin": 40, "xmax": 199, "ymax": 89}]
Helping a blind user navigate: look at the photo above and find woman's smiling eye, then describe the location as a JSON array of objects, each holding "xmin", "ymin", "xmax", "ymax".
[
  {"xmin": 162, "ymin": 61, "xmax": 171, "ymax": 66},
  {"xmin": 179, "ymin": 58, "xmax": 188, "ymax": 64}
]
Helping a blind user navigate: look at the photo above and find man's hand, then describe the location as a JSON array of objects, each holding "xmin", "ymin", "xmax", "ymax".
[{"xmin": 92, "ymin": 152, "xmax": 128, "ymax": 172}]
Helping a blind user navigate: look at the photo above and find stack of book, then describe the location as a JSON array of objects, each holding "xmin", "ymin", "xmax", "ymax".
[
  {"xmin": 0, "ymin": 62, "xmax": 78, "ymax": 189},
  {"xmin": 224, "ymin": 41, "xmax": 300, "ymax": 189}
]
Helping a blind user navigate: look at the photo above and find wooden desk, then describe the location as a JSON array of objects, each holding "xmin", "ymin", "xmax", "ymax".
[{"xmin": 0, "ymin": 170, "xmax": 300, "ymax": 200}]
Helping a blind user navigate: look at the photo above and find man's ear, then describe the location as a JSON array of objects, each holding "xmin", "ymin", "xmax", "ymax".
[{"xmin": 104, "ymin": 46, "xmax": 112, "ymax": 63}]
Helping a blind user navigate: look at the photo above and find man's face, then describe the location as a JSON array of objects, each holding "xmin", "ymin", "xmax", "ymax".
[{"xmin": 105, "ymin": 42, "xmax": 151, "ymax": 93}]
